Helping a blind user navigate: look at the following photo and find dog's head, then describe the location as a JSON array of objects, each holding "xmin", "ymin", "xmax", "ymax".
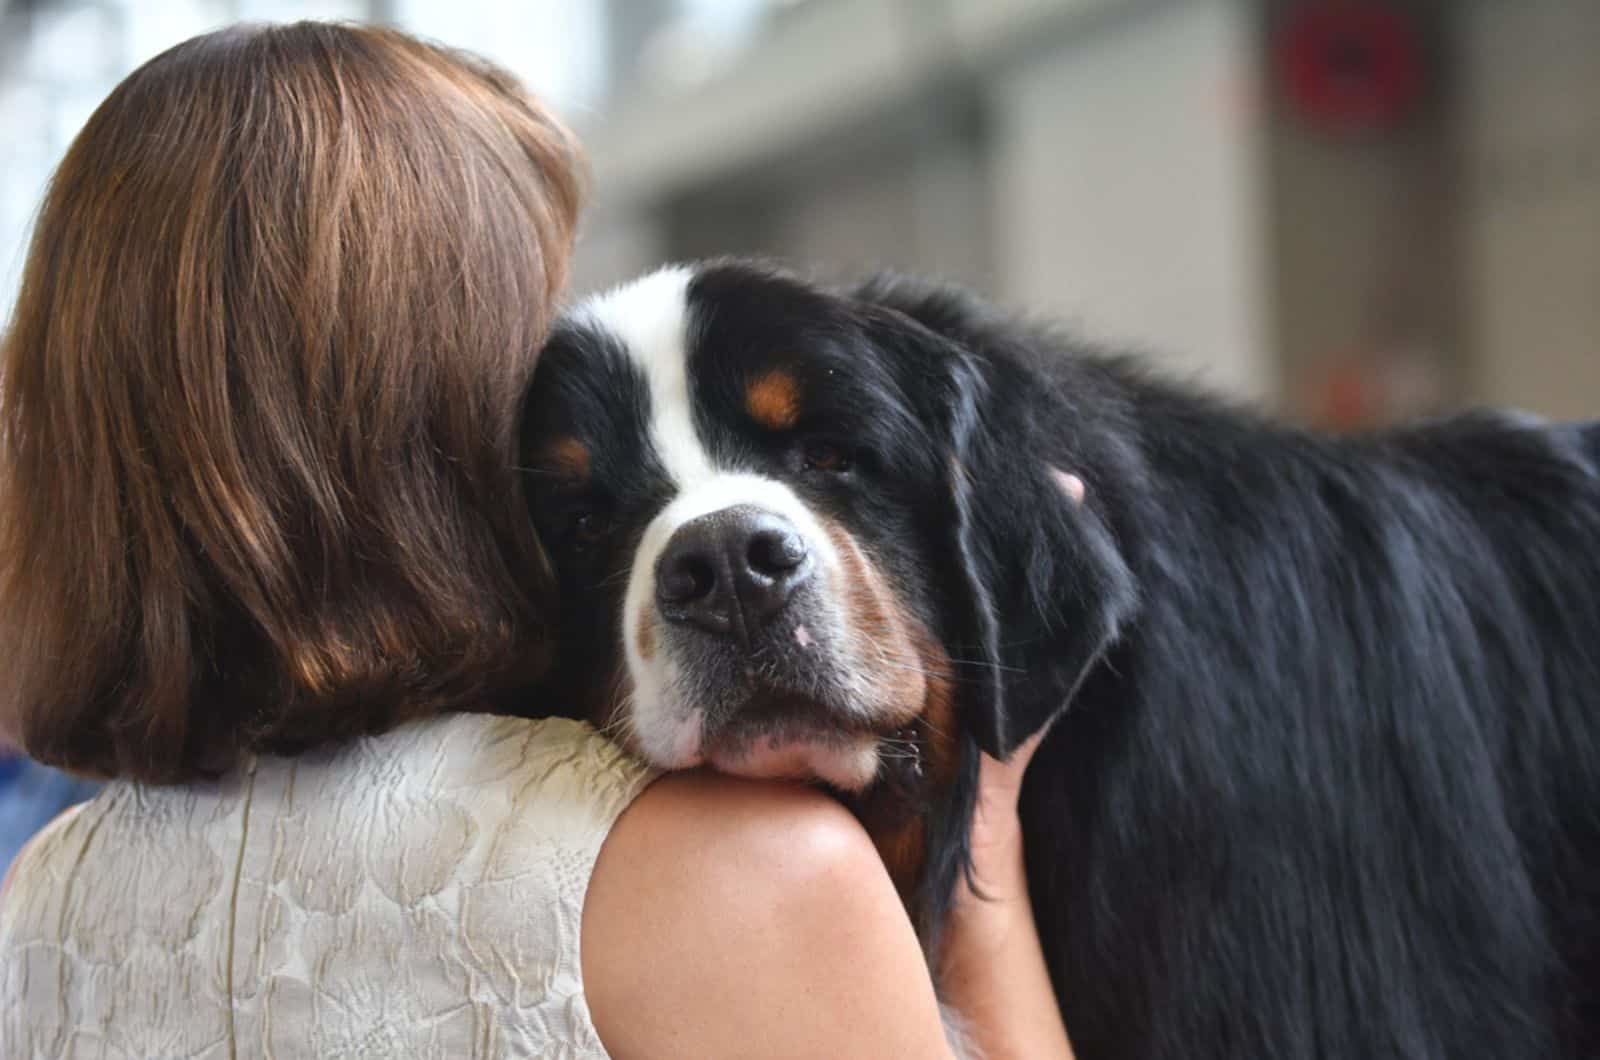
[{"xmin": 521, "ymin": 261, "xmax": 1135, "ymax": 875}]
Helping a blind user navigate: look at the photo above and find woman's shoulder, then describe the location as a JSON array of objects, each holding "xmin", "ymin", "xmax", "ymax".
[
  {"xmin": 334, "ymin": 712, "xmax": 656, "ymax": 818},
  {"xmin": 583, "ymin": 771, "xmax": 957, "ymax": 1059},
  {"xmin": 0, "ymin": 799, "xmax": 90, "ymax": 901},
  {"xmin": 244, "ymin": 712, "xmax": 660, "ymax": 904},
  {"xmin": 1, "ymin": 714, "xmax": 658, "ymax": 952}
]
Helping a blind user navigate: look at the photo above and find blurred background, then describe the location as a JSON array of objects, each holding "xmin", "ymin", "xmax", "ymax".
[{"xmin": 2, "ymin": 0, "xmax": 1597, "ymax": 427}]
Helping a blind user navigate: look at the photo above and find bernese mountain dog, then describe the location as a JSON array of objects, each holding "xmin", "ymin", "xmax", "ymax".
[{"xmin": 519, "ymin": 260, "xmax": 1600, "ymax": 1060}]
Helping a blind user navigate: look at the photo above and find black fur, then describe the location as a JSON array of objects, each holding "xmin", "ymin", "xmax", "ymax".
[
  {"xmin": 521, "ymin": 262, "xmax": 1600, "ymax": 1059},
  {"xmin": 862, "ymin": 274, "xmax": 1600, "ymax": 1060}
]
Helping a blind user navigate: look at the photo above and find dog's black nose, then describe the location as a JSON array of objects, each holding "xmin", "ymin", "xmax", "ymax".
[{"xmin": 656, "ymin": 506, "xmax": 811, "ymax": 641}]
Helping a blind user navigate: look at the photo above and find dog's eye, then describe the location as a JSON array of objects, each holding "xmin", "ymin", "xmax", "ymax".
[
  {"xmin": 567, "ymin": 507, "xmax": 611, "ymax": 550},
  {"xmin": 802, "ymin": 439, "xmax": 853, "ymax": 474}
]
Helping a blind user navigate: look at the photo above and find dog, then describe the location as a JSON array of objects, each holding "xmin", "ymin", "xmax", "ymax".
[{"xmin": 518, "ymin": 260, "xmax": 1600, "ymax": 1059}]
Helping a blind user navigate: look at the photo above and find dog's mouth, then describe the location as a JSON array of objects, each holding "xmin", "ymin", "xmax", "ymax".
[{"xmin": 701, "ymin": 694, "xmax": 924, "ymax": 793}]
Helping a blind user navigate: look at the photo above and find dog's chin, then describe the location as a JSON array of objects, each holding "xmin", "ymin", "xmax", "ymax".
[
  {"xmin": 705, "ymin": 727, "xmax": 882, "ymax": 792},
  {"xmin": 626, "ymin": 673, "xmax": 922, "ymax": 793},
  {"xmin": 691, "ymin": 688, "xmax": 892, "ymax": 792}
]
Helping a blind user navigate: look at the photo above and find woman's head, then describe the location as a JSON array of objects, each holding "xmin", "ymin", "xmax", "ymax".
[{"xmin": 0, "ymin": 22, "xmax": 581, "ymax": 781}]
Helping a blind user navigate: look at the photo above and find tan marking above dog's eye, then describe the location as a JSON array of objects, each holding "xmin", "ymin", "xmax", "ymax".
[
  {"xmin": 745, "ymin": 370, "xmax": 803, "ymax": 431},
  {"xmin": 542, "ymin": 437, "xmax": 591, "ymax": 480}
]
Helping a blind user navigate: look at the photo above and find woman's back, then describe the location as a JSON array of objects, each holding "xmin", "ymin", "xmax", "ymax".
[{"xmin": 2, "ymin": 714, "xmax": 653, "ymax": 1058}]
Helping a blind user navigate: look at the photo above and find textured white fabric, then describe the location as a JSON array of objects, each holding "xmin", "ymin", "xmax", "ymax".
[{"xmin": 0, "ymin": 714, "xmax": 656, "ymax": 1059}]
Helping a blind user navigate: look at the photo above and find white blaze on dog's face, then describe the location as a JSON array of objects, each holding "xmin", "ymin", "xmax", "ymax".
[{"xmin": 521, "ymin": 265, "xmax": 957, "ymax": 793}]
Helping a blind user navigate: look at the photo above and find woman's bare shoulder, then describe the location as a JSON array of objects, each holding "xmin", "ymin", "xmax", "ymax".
[{"xmin": 582, "ymin": 770, "xmax": 955, "ymax": 1059}]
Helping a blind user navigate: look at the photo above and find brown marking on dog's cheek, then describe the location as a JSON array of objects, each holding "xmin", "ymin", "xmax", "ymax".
[
  {"xmin": 852, "ymin": 757, "xmax": 926, "ymax": 907},
  {"xmin": 864, "ymin": 625, "xmax": 960, "ymax": 910},
  {"xmin": 544, "ymin": 437, "xmax": 591, "ymax": 480},
  {"xmin": 822, "ymin": 521, "xmax": 927, "ymax": 725},
  {"xmin": 820, "ymin": 517, "xmax": 964, "ymax": 912},
  {"xmin": 745, "ymin": 370, "xmax": 803, "ymax": 431},
  {"xmin": 873, "ymin": 811, "xmax": 929, "ymax": 903}
]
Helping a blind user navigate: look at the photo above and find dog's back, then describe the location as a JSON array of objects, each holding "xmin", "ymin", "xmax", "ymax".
[
  {"xmin": 866, "ymin": 277, "xmax": 1600, "ymax": 1059},
  {"xmin": 1040, "ymin": 412, "xmax": 1598, "ymax": 1058}
]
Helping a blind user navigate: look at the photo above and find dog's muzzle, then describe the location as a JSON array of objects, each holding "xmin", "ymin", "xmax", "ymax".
[{"xmin": 622, "ymin": 477, "xmax": 901, "ymax": 790}]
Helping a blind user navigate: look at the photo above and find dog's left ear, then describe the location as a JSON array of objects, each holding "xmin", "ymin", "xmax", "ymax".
[
  {"xmin": 939, "ymin": 348, "xmax": 1137, "ymax": 757},
  {"xmin": 853, "ymin": 275, "xmax": 1137, "ymax": 757}
]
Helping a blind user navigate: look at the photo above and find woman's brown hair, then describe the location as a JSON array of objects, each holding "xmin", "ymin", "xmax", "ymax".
[{"xmin": 0, "ymin": 22, "xmax": 581, "ymax": 782}]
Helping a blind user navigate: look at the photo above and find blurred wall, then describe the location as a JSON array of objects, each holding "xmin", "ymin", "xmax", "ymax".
[
  {"xmin": 570, "ymin": 0, "xmax": 1597, "ymax": 422},
  {"xmin": 2, "ymin": 0, "xmax": 1597, "ymax": 424},
  {"xmin": 1267, "ymin": 0, "xmax": 1463, "ymax": 424},
  {"xmin": 577, "ymin": 0, "xmax": 1276, "ymax": 401},
  {"xmin": 1458, "ymin": 1, "xmax": 1600, "ymax": 420},
  {"xmin": 990, "ymin": 0, "xmax": 1273, "ymax": 399}
]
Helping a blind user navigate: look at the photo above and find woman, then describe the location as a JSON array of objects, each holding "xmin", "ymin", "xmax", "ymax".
[{"xmin": 0, "ymin": 22, "xmax": 1070, "ymax": 1059}]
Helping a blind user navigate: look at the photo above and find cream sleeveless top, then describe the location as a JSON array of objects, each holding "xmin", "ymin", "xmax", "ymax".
[{"xmin": 0, "ymin": 713, "xmax": 656, "ymax": 1059}]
